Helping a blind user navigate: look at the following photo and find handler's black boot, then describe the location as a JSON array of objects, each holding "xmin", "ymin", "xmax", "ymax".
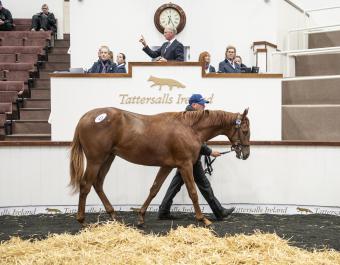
[
  {"xmin": 217, "ymin": 207, "xmax": 235, "ymax": 220},
  {"xmin": 158, "ymin": 211, "xmax": 180, "ymax": 220},
  {"xmin": 208, "ymin": 198, "xmax": 235, "ymax": 220}
]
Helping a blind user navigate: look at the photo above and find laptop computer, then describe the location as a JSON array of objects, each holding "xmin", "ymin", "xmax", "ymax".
[{"xmin": 69, "ymin": 68, "xmax": 85, "ymax": 73}]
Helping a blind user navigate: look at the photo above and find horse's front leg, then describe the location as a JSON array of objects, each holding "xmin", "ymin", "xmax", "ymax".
[
  {"xmin": 179, "ymin": 163, "xmax": 212, "ymax": 226},
  {"xmin": 138, "ymin": 166, "xmax": 172, "ymax": 226}
]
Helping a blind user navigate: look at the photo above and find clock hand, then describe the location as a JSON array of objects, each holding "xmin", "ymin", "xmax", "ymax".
[{"xmin": 169, "ymin": 17, "xmax": 175, "ymax": 27}]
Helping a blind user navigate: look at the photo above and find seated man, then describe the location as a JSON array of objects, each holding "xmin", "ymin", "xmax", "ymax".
[
  {"xmin": 31, "ymin": 4, "xmax": 57, "ymax": 32},
  {"xmin": 88, "ymin": 46, "xmax": 117, "ymax": 73},
  {"xmin": 0, "ymin": 1, "xmax": 13, "ymax": 31},
  {"xmin": 139, "ymin": 26, "xmax": 184, "ymax": 62},
  {"xmin": 218, "ymin": 46, "xmax": 241, "ymax": 73},
  {"xmin": 158, "ymin": 94, "xmax": 235, "ymax": 220}
]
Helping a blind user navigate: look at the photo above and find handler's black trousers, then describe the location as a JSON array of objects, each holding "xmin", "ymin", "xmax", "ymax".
[
  {"xmin": 159, "ymin": 160, "xmax": 226, "ymax": 219},
  {"xmin": 31, "ymin": 15, "xmax": 56, "ymax": 32}
]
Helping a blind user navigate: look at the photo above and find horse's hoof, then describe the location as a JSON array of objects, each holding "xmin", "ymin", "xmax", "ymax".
[
  {"xmin": 137, "ymin": 214, "xmax": 145, "ymax": 227},
  {"xmin": 201, "ymin": 217, "xmax": 212, "ymax": 226},
  {"xmin": 137, "ymin": 221, "xmax": 145, "ymax": 228},
  {"xmin": 110, "ymin": 212, "xmax": 117, "ymax": 221},
  {"xmin": 79, "ymin": 222, "xmax": 88, "ymax": 229}
]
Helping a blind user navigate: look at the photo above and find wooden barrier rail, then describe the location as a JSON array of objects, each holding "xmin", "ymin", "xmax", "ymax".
[{"xmin": 49, "ymin": 62, "xmax": 283, "ymax": 79}]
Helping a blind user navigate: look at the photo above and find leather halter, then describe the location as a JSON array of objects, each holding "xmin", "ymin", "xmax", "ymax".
[
  {"xmin": 230, "ymin": 113, "xmax": 249, "ymax": 153},
  {"xmin": 204, "ymin": 113, "xmax": 249, "ymax": 175}
]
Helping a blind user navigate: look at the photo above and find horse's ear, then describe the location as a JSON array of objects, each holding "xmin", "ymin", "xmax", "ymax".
[{"xmin": 242, "ymin": 108, "xmax": 249, "ymax": 121}]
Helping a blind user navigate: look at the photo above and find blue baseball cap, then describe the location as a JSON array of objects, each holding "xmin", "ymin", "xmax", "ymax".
[{"xmin": 189, "ymin": 94, "xmax": 209, "ymax": 105}]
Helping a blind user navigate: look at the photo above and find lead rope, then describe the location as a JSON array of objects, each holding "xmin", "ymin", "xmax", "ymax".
[{"xmin": 204, "ymin": 148, "xmax": 235, "ymax": 175}]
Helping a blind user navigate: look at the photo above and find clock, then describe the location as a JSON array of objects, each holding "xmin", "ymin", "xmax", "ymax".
[{"xmin": 154, "ymin": 3, "xmax": 186, "ymax": 34}]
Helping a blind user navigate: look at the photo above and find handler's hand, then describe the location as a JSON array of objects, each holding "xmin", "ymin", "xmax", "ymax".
[{"xmin": 210, "ymin": 151, "xmax": 221, "ymax": 157}]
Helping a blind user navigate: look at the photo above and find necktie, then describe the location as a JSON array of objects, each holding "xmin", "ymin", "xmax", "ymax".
[{"xmin": 164, "ymin": 41, "xmax": 171, "ymax": 53}]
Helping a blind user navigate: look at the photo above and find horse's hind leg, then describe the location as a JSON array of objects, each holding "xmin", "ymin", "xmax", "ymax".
[
  {"xmin": 138, "ymin": 166, "xmax": 172, "ymax": 226},
  {"xmin": 179, "ymin": 163, "xmax": 211, "ymax": 226},
  {"xmin": 93, "ymin": 155, "xmax": 116, "ymax": 220},
  {"xmin": 77, "ymin": 161, "xmax": 101, "ymax": 226}
]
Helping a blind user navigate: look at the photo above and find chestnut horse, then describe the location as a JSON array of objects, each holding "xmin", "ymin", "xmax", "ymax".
[{"xmin": 70, "ymin": 107, "xmax": 250, "ymax": 226}]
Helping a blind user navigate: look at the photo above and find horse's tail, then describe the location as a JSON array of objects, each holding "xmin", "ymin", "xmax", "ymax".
[{"xmin": 69, "ymin": 125, "xmax": 84, "ymax": 193}]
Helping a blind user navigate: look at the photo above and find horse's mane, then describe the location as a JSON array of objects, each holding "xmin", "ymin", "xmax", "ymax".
[{"xmin": 174, "ymin": 110, "xmax": 235, "ymax": 128}]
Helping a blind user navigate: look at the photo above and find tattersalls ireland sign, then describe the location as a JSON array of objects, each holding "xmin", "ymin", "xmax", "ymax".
[
  {"xmin": 50, "ymin": 64, "xmax": 282, "ymax": 140},
  {"xmin": 118, "ymin": 76, "xmax": 214, "ymax": 105}
]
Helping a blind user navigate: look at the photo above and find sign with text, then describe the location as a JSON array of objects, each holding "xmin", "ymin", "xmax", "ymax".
[{"xmin": 51, "ymin": 65, "xmax": 281, "ymax": 141}]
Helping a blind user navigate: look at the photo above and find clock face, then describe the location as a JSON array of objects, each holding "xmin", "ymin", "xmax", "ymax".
[
  {"xmin": 154, "ymin": 4, "xmax": 186, "ymax": 34},
  {"xmin": 159, "ymin": 8, "xmax": 181, "ymax": 29}
]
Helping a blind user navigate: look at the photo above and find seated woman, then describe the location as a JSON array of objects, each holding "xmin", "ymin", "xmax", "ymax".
[
  {"xmin": 88, "ymin": 46, "xmax": 117, "ymax": 73},
  {"xmin": 234, "ymin": 55, "xmax": 251, "ymax": 73},
  {"xmin": 234, "ymin": 55, "xmax": 247, "ymax": 68},
  {"xmin": 108, "ymin": 50, "xmax": 114, "ymax": 63},
  {"xmin": 199, "ymin": 51, "xmax": 215, "ymax": 73},
  {"xmin": 115, "ymin": 52, "xmax": 127, "ymax": 73}
]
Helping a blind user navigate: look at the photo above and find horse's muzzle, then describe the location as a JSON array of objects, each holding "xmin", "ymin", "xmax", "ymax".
[{"xmin": 235, "ymin": 145, "xmax": 250, "ymax": 160}]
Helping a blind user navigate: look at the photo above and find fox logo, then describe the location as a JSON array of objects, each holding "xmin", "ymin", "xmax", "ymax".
[
  {"xmin": 296, "ymin": 207, "xmax": 313, "ymax": 214},
  {"xmin": 45, "ymin": 208, "xmax": 62, "ymax": 214},
  {"xmin": 147, "ymin": 75, "xmax": 186, "ymax": 91}
]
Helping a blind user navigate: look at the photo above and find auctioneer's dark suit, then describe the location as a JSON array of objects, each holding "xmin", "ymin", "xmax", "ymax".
[{"xmin": 143, "ymin": 39, "xmax": 184, "ymax": 61}]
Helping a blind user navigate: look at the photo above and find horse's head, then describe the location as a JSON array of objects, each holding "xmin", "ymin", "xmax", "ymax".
[{"xmin": 226, "ymin": 108, "xmax": 250, "ymax": 160}]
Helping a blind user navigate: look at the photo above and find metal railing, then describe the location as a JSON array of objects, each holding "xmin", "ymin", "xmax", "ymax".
[
  {"xmin": 287, "ymin": 5, "xmax": 340, "ymax": 50},
  {"xmin": 273, "ymin": 46, "xmax": 340, "ymax": 77},
  {"xmin": 278, "ymin": 5, "xmax": 340, "ymax": 77},
  {"xmin": 305, "ymin": 6, "xmax": 340, "ymax": 13}
]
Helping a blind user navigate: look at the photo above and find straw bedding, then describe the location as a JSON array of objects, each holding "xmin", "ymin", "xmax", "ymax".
[{"xmin": 1, "ymin": 222, "xmax": 340, "ymax": 265}]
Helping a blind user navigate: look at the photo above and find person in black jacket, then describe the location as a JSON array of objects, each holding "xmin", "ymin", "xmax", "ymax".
[
  {"xmin": 234, "ymin": 55, "xmax": 247, "ymax": 68},
  {"xmin": 139, "ymin": 26, "xmax": 184, "ymax": 62},
  {"xmin": 115, "ymin": 52, "xmax": 127, "ymax": 73},
  {"xmin": 0, "ymin": 1, "xmax": 13, "ymax": 31},
  {"xmin": 88, "ymin": 46, "xmax": 117, "ymax": 73},
  {"xmin": 31, "ymin": 4, "xmax": 57, "ymax": 32},
  {"xmin": 158, "ymin": 94, "xmax": 235, "ymax": 220}
]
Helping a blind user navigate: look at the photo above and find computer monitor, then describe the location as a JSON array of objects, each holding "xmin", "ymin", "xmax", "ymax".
[{"xmin": 251, "ymin": 66, "xmax": 259, "ymax": 73}]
